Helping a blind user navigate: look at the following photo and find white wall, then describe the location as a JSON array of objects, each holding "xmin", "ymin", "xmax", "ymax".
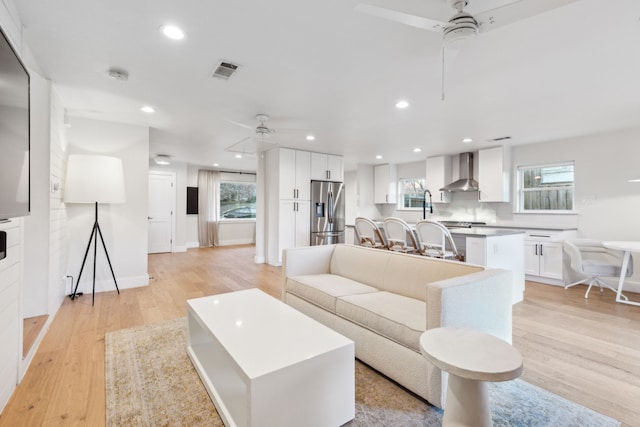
[
  {"xmin": 65, "ymin": 117, "xmax": 149, "ymax": 293},
  {"xmin": 21, "ymin": 72, "xmax": 51, "ymax": 318},
  {"xmin": 48, "ymin": 89, "xmax": 68, "ymax": 315}
]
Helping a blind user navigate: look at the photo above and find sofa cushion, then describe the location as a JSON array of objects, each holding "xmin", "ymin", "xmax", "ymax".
[
  {"xmin": 336, "ymin": 291, "xmax": 426, "ymax": 352},
  {"xmin": 382, "ymin": 253, "xmax": 484, "ymax": 301},
  {"xmin": 329, "ymin": 245, "xmax": 390, "ymax": 290},
  {"xmin": 286, "ymin": 274, "xmax": 379, "ymax": 313}
]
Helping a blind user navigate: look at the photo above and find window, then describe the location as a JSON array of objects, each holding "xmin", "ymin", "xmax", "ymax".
[
  {"xmin": 219, "ymin": 181, "xmax": 256, "ymax": 219},
  {"xmin": 397, "ymin": 178, "xmax": 426, "ymax": 210},
  {"xmin": 517, "ymin": 162, "xmax": 575, "ymax": 212}
]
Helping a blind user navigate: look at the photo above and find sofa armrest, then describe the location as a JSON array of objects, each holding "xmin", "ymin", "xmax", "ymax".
[
  {"xmin": 282, "ymin": 245, "xmax": 336, "ymax": 298},
  {"xmin": 426, "ymin": 268, "xmax": 513, "ymax": 344}
]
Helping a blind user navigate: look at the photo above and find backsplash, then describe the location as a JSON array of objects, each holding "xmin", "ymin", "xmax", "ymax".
[{"xmin": 380, "ymin": 191, "xmax": 579, "ymax": 229}]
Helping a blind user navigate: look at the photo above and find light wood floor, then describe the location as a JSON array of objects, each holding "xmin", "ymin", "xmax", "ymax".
[{"xmin": 0, "ymin": 245, "xmax": 638, "ymax": 426}]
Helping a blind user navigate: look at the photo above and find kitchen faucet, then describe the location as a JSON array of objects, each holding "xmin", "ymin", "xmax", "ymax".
[{"xmin": 423, "ymin": 189, "xmax": 433, "ymax": 220}]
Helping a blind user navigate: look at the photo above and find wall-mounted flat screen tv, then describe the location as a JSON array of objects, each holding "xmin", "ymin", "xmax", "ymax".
[{"xmin": 0, "ymin": 25, "xmax": 30, "ymax": 220}]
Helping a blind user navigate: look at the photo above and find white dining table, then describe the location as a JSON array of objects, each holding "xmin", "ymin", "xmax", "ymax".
[{"xmin": 602, "ymin": 241, "xmax": 640, "ymax": 307}]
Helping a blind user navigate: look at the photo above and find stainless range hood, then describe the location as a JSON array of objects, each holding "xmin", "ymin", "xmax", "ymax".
[{"xmin": 439, "ymin": 152, "xmax": 479, "ymax": 192}]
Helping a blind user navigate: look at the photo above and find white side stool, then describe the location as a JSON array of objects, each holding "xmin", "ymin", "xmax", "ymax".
[{"xmin": 420, "ymin": 327, "xmax": 523, "ymax": 427}]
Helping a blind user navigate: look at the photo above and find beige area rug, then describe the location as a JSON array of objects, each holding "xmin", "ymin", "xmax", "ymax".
[{"xmin": 105, "ymin": 318, "xmax": 620, "ymax": 427}]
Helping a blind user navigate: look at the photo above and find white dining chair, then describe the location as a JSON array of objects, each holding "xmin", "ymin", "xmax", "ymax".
[
  {"xmin": 354, "ymin": 217, "xmax": 388, "ymax": 249},
  {"xmin": 415, "ymin": 220, "xmax": 460, "ymax": 260},
  {"xmin": 563, "ymin": 239, "xmax": 633, "ymax": 299},
  {"xmin": 382, "ymin": 217, "xmax": 420, "ymax": 254}
]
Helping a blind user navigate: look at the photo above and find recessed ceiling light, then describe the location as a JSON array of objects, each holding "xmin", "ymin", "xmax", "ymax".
[
  {"xmin": 395, "ymin": 100, "xmax": 409, "ymax": 109},
  {"xmin": 141, "ymin": 106, "xmax": 155, "ymax": 113},
  {"xmin": 462, "ymin": 138, "xmax": 473, "ymax": 143},
  {"xmin": 413, "ymin": 148, "xmax": 422, "ymax": 153},
  {"xmin": 160, "ymin": 25, "xmax": 185, "ymax": 40},
  {"xmin": 305, "ymin": 135, "xmax": 315, "ymax": 141},
  {"xmin": 213, "ymin": 163, "xmax": 219, "ymax": 167},
  {"xmin": 375, "ymin": 155, "xmax": 383, "ymax": 159},
  {"xmin": 235, "ymin": 154, "xmax": 242, "ymax": 159}
]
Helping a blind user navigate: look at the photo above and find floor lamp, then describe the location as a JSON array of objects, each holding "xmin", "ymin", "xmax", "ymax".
[{"xmin": 64, "ymin": 154, "xmax": 126, "ymax": 305}]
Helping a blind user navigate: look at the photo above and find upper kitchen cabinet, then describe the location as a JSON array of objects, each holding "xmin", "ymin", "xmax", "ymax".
[
  {"xmin": 374, "ymin": 163, "xmax": 397, "ymax": 204},
  {"xmin": 426, "ymin": 155, "xmax": 452, "ymax": 203},
  {"xmin": 277, "ymin": 148, "xmax": 311, "ymax": 200},
  {"xmin": 478, "ymin": 146, "xmax": 511, "ymax": 202},
  {"xmin": 311, "ymin": 153, "xmax": 343, "ymax": 182}
]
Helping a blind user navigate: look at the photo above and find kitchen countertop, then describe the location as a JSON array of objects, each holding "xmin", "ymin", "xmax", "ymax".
[
  {"xmin": 363, "ymin": 221, "xmax": 525, "ymax": 238},
  {"xmin": 448, "ymin": 228, "xmax": 525, "ymax": 237},
  {"xmin": 473, "ymin": 224, "xmax": 577, "ymax": 232},
  {"xmin": 347, "ymin": 221, "xmax": 577, "ymax": 233}
]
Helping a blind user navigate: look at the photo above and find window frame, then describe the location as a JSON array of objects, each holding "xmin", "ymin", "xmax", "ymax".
[
  {"xmin": 396, "ymin": 177, "xmax": 427, "ymax": 211},
  {"xmin": 516, "ymin": 161, "xmax": 577, "ymax": 214},
  {"xmin": 218, "ymin": 180, "xmax": 257, "ymax": 221}
]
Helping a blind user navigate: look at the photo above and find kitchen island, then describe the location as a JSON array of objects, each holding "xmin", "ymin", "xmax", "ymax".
[
  {"xmin": 371, "ymin": 221, "xmax": 526, "ymax": 304},
  {"xmin": 448, "ymin": 228, "xmax": 525, "ymax": 304}
]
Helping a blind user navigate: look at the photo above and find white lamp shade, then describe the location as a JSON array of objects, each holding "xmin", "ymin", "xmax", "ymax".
[{"xmin": 64, "ymin": 155, "xmax": 126, "ymax": 203}]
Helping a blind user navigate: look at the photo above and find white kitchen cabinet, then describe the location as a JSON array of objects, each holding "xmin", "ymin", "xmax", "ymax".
[
  {"xmin": 279, "ymin": 148, "xmax": 311, "ymax": 201},
  {"xmin": 465, "ymin": 233, "xmax": 525, "ymax": 304},
  {"xmin": 426, "ymin": 156, "xmax": 452, "ymax": 203},
  {"xmin": 374, "ymin": 164, "xmax": 397, "ymax": 204},
  {"xmin": 311, "ymin": 153, "xmax": 343, "ymax": 182},
  {"xmin": 524, "ymin": 239, "xmax": 564, "ymax": 281},
  {"xmin": 478, "ymin": 146, "xmax": 510, "ymax": 202},
  {"xmin": 278, "ymin": 200, "xmax": 311, "ymax": 263},
  {"xmin": 265, "ymin": 148, "xmax": 313, "ymax": 266}
]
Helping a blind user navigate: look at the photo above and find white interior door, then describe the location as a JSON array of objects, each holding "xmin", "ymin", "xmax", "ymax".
[{"xmin": 148, "ymin": 172, "xmax": 175, "ymax": 254}]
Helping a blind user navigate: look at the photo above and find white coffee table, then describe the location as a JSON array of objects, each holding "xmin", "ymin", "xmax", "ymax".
[
  {"xmin": 420, "ymin": 327, "xmax": 523, "ymax": 427},
  {"xmin": 186, "ymin": 288, "xmax": 355, "ymax": 427}
]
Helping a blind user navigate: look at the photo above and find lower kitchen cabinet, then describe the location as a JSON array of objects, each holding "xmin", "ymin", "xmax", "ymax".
[
  {"xmin": 524, "ymin": 239, "xmax": 564, "ymax": 284},
  {"xmin": 465, "ymin": 233, "xmax": 525, "ymax": 304}
]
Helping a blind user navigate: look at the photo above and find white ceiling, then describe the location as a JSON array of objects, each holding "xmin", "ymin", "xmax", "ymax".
[{"xmin": 13, "ymin": 0, "xmax": 640, "ymax": 172}]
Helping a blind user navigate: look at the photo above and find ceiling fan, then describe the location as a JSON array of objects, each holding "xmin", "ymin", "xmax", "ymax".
[
  {"xmin": 356, "ymin": 0, "xmax": 579, "ymax": 99},
  {"xmin": 224, "ymin": 114, "xmax": 282, "ymax": 156},
  {"xmin": 355, "ymin": 0, "xmax": 580, "ymax": 50}
]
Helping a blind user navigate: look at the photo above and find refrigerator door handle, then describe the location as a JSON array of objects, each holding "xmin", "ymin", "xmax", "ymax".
[{"xmin": 328, "ymin": 191, "xmax": 334, "ymax": 224}]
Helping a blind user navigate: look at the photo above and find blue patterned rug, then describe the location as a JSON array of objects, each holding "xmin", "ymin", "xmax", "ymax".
[
  {"xmin": 349, "ymin": 360, "xmax": 620, "ymax": 427},
  {"xmin": 105, "ymin": 318, "xmax": 620, "ymax": 427}
]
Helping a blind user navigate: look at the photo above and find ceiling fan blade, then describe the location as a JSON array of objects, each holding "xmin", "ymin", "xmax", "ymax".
[
  {"xmin": 223, "ymin": 118, "xmax": 254, "ymax": 130},
  {"xmin": 225, "ymin": 136, "xmax": 253, "ymax": 153},
  {"xmin": 225, "ymin": 136, "xmax": 278, "ymax": 154},
  {"xmin": 476, "ymin": 0, "xmax": 580, "ymax": 33},
  {"xmin": 274, "ymin": 127, "xmax": 310, "ymax": 135},
  {"xmin": 355, "ymin": 4, "xmax": 448, "ymax": 32}
]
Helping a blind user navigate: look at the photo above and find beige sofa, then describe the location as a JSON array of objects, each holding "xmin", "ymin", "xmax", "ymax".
[{"xmin": 282, "ymin": 244, "xmax": 513, "ymax": 408}]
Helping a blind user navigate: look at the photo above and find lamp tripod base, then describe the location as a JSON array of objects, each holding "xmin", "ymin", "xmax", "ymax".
[{"xmin": 70, "ymin": 202, "xmax": 120, "ymax": 306}]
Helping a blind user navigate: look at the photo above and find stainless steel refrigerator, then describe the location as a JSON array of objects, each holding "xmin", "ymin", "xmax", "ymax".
[{"xmin": 310, "ymin": 180, "xmax": 345, "ymax": 245}]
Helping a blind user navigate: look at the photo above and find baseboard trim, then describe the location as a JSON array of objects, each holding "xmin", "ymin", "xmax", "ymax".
[
  {"xmin": 218, "ymin": 238, "xmax": 255, "ymax": 246},
  {"xmin": 72, "ymin": 274, "xmax": 149, "ymax": 295},
  {"xmin": 185, "ymin": 241, "xmax": 200, "ymax": 249}
]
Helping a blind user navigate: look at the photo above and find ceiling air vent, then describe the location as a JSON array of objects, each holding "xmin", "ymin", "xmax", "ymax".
[
  {"xmin": 488, "ymin": 136, "xmax": 512, "ymax": 142},
  {"xmin": 211, "ymin": 61, "xmax": 240, "ymax": 80}
]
